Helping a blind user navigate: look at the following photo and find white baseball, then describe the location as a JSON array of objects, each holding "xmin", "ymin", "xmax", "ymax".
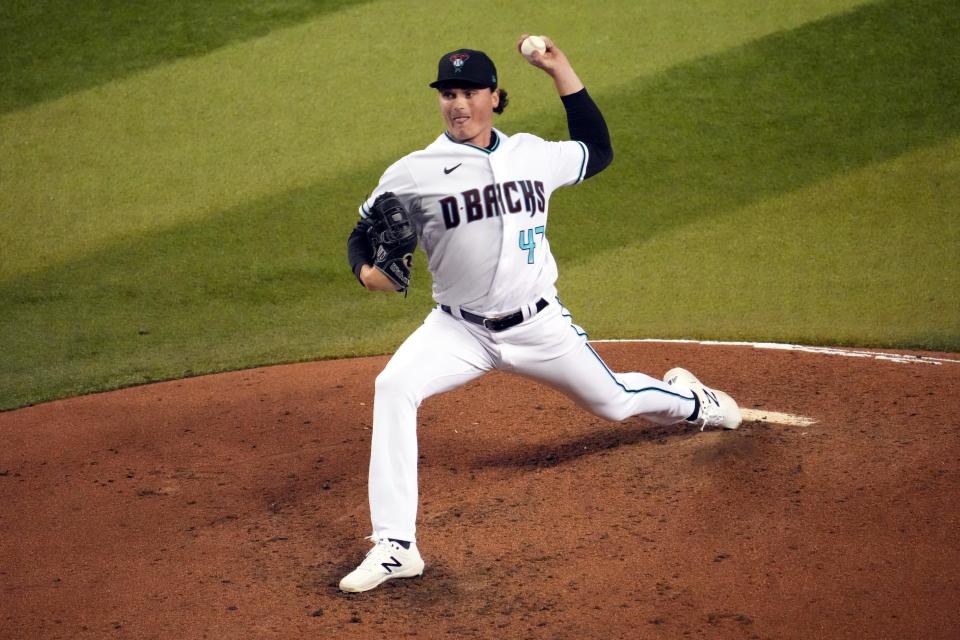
[{"xmin": 521, "ymin": 35, "xmax": 547, "ymax": 58}]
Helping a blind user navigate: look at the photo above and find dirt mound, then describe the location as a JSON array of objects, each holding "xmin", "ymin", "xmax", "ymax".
[{"xmin": 2, "ymin": 343, "xmax": 958, "ymax": 639}]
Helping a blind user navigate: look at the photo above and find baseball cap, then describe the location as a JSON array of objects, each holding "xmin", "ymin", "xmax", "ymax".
[{"xmin": 429, "ymin": 49, "xmax": 498, "ymax": 89}]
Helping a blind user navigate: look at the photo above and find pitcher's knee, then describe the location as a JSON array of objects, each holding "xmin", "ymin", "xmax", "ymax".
[
  {"xmin": 587, "ymin": 401, "xmax": 633, "ymax": 422},
  {"xmin": 375, "ymin": 368, "xmax": 418, "ymax": 403}
]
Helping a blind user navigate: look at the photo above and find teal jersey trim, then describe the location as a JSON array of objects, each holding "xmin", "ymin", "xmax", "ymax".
[
  {"xmin": 557, "ymin": 297, "xmax": 696, "ymax": 402},
  {"xmin": 575, "ymin": 141, "xmax": 588, "ymax": 183},
  {"xmin": 584, "ymin": 342, "xmax": 695, "ymax": 402},
  {"xmin": 443, "ymin": 130, "xmax": 501, "ymax": 154}
]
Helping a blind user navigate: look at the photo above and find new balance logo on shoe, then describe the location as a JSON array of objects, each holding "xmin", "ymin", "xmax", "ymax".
[
  {"xmin": 703, "ymin": 388, "xmax": 720, "ymax": 406},
  {"xmin": 381, "ymin": 556, "xmax": 402, "ymax": 573},
  {"xmin": 340, "ymin": 539, "xmax": 425, "ymax": 592},
  {"xmin": 662, "ymin": 367, "xmax": 742, "ymax": 430}
]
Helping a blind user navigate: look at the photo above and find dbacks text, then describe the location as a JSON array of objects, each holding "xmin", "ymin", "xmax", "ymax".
[{"xmin": 439, "ymin": 180, "xmax": 545, "ymax": 229}]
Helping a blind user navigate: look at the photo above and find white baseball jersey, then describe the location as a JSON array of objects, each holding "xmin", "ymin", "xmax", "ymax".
[
  {"xmin": 359, "ymin": 128, "xmax": 588, "ymax": 316},
  {"xmin": 356, "ymin": 125, "xmax": 698, "ymax": 547}
]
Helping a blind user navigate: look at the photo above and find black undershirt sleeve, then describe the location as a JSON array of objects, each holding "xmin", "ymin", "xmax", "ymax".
[
  {"xmin": 346, "ymin": 218, "xmax": 373, "ymax": 285},
  {"xmin": 560, "ymin": 88, "xmax": 613, "ymax": 179}
]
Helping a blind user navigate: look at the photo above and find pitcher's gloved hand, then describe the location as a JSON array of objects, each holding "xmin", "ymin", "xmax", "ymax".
[{"xmin": 367, "ymin": 192, "xmax": 417, "ymax": 292}]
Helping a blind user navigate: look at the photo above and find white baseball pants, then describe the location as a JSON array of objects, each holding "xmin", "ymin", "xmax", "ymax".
[{"xmin": 367, "ymin": 300, "xmax": 696, "ymax": 543}]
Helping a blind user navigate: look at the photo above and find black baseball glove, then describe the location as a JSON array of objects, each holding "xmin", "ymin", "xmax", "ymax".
[{"xmin": 367, "ymin": 192, "xmax": 417, "ymax": 292}]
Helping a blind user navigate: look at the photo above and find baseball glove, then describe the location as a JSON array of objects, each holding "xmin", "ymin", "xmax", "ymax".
[{"xmin": 367, "ymin": 191, "xmax": 417, "ymax": 293}]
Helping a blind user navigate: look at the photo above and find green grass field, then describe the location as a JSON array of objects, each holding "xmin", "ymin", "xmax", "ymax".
[{"xmin": 1, "ymin": 0, "xmax": 958, "ymax": 410}]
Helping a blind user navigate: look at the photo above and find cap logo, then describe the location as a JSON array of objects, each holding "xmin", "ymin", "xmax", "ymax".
[{"xmin": 450, "ymin": 53, "xmax": 470, "ymax": 72}]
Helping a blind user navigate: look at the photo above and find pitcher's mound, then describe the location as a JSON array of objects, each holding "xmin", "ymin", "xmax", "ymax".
[{"xmin": 2, "ymin": 342, "xmax": 958, "ymax": 639}]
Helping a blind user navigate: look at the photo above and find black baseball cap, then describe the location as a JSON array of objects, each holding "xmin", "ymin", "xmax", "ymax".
[{"xmin": 429, "ymin": 48, "xmax": 498, "ymax": 89}]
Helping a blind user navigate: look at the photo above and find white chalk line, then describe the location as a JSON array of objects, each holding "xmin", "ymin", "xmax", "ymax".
[
  {"xmin": 740, "ymin": 409, "xmax": 816, "ymax": 427},
  {"xmin": 590, "ymin": 339, "xmax": 958, "ymax": 366}
]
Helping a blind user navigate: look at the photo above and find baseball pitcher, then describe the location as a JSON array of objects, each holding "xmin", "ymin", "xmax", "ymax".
[{"xmin": 341, "ymin": 35, "xmax": 741, "ymax": 593}]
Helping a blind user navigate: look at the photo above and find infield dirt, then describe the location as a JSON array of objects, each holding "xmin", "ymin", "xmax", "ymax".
[{"xmin": 2, "ymin": 343, "xmax": 958, "ymax": 639}]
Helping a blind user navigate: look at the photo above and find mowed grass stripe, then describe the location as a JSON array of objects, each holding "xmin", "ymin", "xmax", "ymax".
[
  {"xmin": 0, "ymin": 0, "xmax": 871, "ymax": 280},
  {"xmin": 582, "ymin": 0, "xmax": 955, "ymax": 343},
  {"xmin": 563, "ymin": 138, "xmax": 960, "ymax": 349},
  {"xmin": 0, "ymin": 169, "xmax": 437, "ymax": 411},
  {"xmin": 0, "ymin": 0, "xmax": 374, "ymax": 114},
  {"xmin": 543, "ymin": 0, "xmax": 959, "ymax": 346},
  {"xmin": 547, "ymin": 0, "xmax": 959, "ymax": 263},
  {"xmin": 2, "ymin": 0, "xmax": 955, "ymax": 410}
]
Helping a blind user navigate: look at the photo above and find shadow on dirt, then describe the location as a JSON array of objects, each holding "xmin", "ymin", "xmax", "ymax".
[
  {"xmin": 473, "ymin": 421, "xmax": 701, "ymax": 470},
  {"xmin": 328, "ymin": 560, "xmax": 465, "ymax": 619}
]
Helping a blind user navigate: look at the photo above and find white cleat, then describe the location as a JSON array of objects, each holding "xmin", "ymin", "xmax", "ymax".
[
  {"xmin": 339, "ymin": 538, "xmax": 425, "ymax": 593},
  {"xmin": 664, "ymin": 367, "xmax": 742, "ymax": 430}
]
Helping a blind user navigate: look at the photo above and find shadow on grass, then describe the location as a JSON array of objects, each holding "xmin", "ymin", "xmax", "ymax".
[
  {"xmin": 0, "ymin": 163, "xmax": 436, "ymax": 409},
  {"xmin": 547, "ymin": 0, "xmax": 959, "ymax": 262},
  {"xmin": 1, "ymin": 0, "xmax": 957, "ymax": 409},
  {"xmin": 0, "ymin": 0, "xmax": 374, "ymax": 114}
]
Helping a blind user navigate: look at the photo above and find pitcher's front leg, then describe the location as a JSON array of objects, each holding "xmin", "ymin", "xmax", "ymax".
[{"xmin": 367, "ymin": 310, "xmax": 493, "ymax": 543}]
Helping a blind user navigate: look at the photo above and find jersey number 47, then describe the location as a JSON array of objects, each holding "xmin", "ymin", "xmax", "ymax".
[{"xmin": 519, "ymin": 226, "xmax": 545, "ymax": 264}]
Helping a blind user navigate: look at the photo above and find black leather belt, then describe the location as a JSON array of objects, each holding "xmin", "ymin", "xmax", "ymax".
[{"xmin": 441, "ymin": 298, "xmax": 549, "ymax": 332}]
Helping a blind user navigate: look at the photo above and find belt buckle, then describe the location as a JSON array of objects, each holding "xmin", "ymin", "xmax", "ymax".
[{"xmin": 482, "ymin": 317, "xmax": 499, "ymax": 331}]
